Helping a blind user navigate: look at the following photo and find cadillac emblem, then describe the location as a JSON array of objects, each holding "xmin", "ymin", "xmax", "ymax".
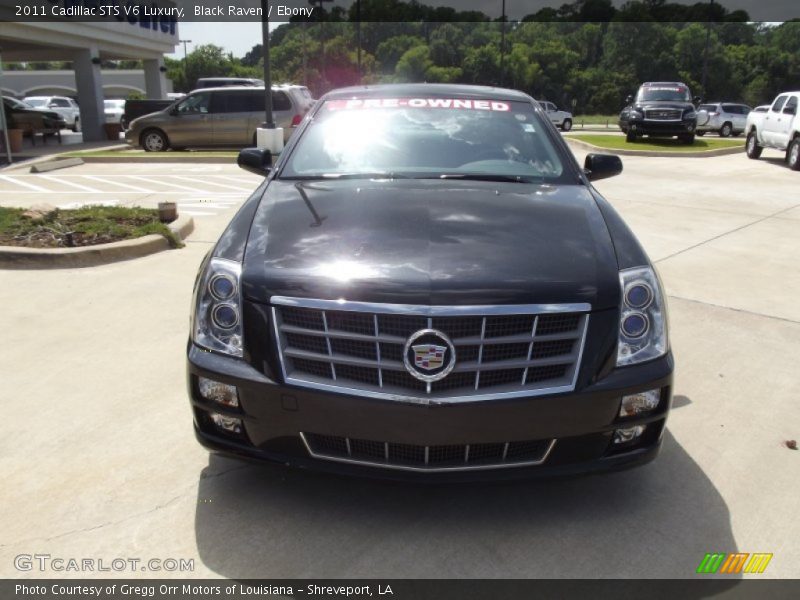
[{"xmin": 403, "ymin": 328, "xmax": 456, "ymax": 383}]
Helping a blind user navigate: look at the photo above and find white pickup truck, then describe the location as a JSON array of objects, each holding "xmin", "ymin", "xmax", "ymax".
[{"xmin": 745, "ymin": 91, "xmax": 800, "ymax": 170}]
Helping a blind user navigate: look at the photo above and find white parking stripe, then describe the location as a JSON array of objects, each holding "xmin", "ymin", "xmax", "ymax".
[
  {"xmin": 41, "ymin": 175, "xmax": 101, "ymax": 192},
  {"xmin": 0, "ymin": 175, "xmax": 48, "ymax": 192},
  {"xmin": 124, "ymin": 175, "xmax": 206, "ymax": 193},
  {"xmin": 82, "ymin": 175, "xmax": 154, "ymax": 193},
  {"xmin": 173, "ymin": 176, "xmax": 251, "ymax": 192}
]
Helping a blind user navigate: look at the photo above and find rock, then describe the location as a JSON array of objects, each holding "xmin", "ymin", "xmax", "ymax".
[{"xmin": 21, "ymin": 203, "xmax": 58, "ymax": 221}]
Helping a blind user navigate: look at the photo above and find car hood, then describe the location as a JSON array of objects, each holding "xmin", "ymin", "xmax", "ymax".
[{"xmin": 241, "ymin": 179, "xmax": 621, "ymax": 309}]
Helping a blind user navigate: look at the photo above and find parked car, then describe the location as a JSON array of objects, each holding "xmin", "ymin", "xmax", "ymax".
[
  {"xmin": 186, "ymin": 83, "xmax": 673, "ymax": 481},
  {"xmin": 618, "ymin": 82, "xmax": 699, "ymax": 144},
  {"xmin": 539, "ymin": 100, "xmax": 573, "ymax": 131},
  {"xmin": 2, "ymin": 96, "xmax": 66, "ymax": 132},
  {"xmin": 745, "ymin": 91, "xmax": 800, "ymax": 170},
  {"xmin": 104, "ymin": 99, "xmax": 125, "ymax": 125},
  {"xmin": 695, "ymin": 102, "xmax": 751, "ymax": 137},
  {"xmin": 194, "ymin": 77, "xmax": 265, "ymax": 90},
  {"xmin": 23, "ymin": 95, "xmax": 81, "ymax": 132},
  {"xmin": 125, "ymin": 85, "xmax": 315, "ymax": 151},
  {"xmin": 122, "ymin": 99, "xmax": 176, "ymax": 130}
]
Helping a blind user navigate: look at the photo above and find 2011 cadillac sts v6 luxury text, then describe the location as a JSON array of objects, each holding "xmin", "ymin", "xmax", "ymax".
[{"xmin": 187, "ymin": 84, "xmax": 674, "ymax": 481}]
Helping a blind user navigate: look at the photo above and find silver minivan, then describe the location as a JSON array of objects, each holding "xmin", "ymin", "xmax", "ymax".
[{"xmin": 124, "ymin": 85, "xmax": 315, "ymax": 152}]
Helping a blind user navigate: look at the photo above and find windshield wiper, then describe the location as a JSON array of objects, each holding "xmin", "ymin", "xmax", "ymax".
[
  {"xmin": 435, "ymin": 173, "xmax": 543, "ymax": 183},
  {"xmin": 294, "ymin": 182, "xmax": 326, "ymax": 228}
]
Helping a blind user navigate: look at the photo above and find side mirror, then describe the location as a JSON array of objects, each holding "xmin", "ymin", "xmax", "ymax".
[
  {"xmin": 238, "ymin": 147, "xmax": 272, "ymax": 176},
  {"xmin": 48, "ymin": 103, "xmax": 58, "ymax": 108},
  {"xmin": 584, "ymin": 153, "xmax": 623, "ymax": 181},
  {"xmin": 693, "ymin": 96, "xmax": 702, "ymax": 104},
  {"xmin": 783, "ymin": 105, "xmax": 796, "ymax": 116},
  {"xmin": 625, "ymin": 95, "xmax": 633, "ymax": 104}
]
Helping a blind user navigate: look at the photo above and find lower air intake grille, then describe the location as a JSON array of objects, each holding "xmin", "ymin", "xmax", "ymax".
[{"xmin": 302, "ymin": 432, "xmax": 555, "ymax": 472}]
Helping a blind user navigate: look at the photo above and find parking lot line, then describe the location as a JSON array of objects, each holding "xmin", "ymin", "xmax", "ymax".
[
  {"xmin": 0, "ymin": 174, "xmax": 49, "ymax": 192},
  {"xmin": 123, "ymin": 175, "xmax": 206, "ymax": 193},
  {"xmin": 173, "ymin": 175, "xmax": 252, "ymax": 192},
  {"xmin": 40, "ymin": 175, "xmax": 101, "ymax": 193},
  {"xmin": 81, "ymin": 175, "xmax": 154, "ymax": 193}
]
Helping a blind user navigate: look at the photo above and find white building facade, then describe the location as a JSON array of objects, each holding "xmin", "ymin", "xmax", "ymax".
[{"xmin": 0, "ymin": 5, "xmax": 178, "ymax": 141}]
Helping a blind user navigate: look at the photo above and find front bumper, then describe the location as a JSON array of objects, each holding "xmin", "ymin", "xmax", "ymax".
[
  {"xmin": 187, "ymin": 343, "xmax": 674, "ymax": 482},
  {"xmin": 628, "ymin": 119, "xmax": 696, "ymax": 136}
]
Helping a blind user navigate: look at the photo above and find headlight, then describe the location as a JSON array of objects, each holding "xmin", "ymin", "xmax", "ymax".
[
  {"xmin": 617, "ymin": 266, "xmax": 668, "ymax": 366},
  {"xmin": 630, "ymin": 109, "xmax": 643, "ymax": 119},
  {"xmin": 684, "ymin": 111, "xmax": 696, "ymax": 120},
  {"xmin": 192, "ymin": 257, "xmax": 243, "ymax": 357}
]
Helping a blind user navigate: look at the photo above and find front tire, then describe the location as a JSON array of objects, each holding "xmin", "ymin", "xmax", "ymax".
[
  {"xmin": 746, "ymin": 131, "xmax": 763, "ymax": 159},
  {"xmin": 787, "ymin": 138, "xmax": 800, "ymax": 171},
  {"xmin": 626, "ymin": 130, "xmax": 638, "ymax": 143},
  {"xmin": 561, "ymin": 118, "xmax": 572, "ymax": 132},
  {"xmin": 720, "ymin": 122, "xmax": 732, "ymax": 138},
  {"xmin": 680, "ymin": 134, "xmax": 695, "ymax": 144},
  {"xmin": 696, "ymin": 130, "xmax": 706, "ymax": 137},
  {"xmin": 72, "ymin": 117, "xmax": 81, "ymax": 133},
  {"xmin": 141, "ymin": 129, "xmax": 169, "ymax": 152}
]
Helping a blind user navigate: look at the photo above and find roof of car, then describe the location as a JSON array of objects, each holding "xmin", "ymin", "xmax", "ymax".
[
  {"xmin": 189, "ymin": 85, "xmax": 292, "ymax": 93},
  {"xmin": 642, "ymin": 82, "xmax": 688, "ymax": 87},
  {"xmin": 323, "ymin": 83, "xmax": 533, "ymax": 102}
]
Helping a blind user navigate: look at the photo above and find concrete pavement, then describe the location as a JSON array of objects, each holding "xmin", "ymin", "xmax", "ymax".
[{"xmin": 0, "ymin": 148, "xmax": 798, "ymax": 580}]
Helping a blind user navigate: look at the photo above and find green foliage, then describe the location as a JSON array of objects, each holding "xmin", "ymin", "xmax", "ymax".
[{"xmin": 143, "ymin": 10, "xmax": 800, "ymax": 113}]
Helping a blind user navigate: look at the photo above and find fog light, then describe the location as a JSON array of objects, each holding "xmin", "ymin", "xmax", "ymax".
[
  {"xmin": 620, "ymin": 389, "xmax": 660, "ymax": 418},
  {"xmin": 210, "ymin": 412, "xmax": 242, "ymax": 434},
  {"xmin": 613, "ymin": 425, "xmax": 646, "ymax": 444},
  {"xmin": 198, "ymin": 377, "xmax": 239, "ymax": 407}
]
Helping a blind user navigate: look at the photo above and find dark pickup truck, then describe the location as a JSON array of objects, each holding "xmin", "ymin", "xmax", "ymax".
[{"xmin": 123, "ymin": 99, "xmax": 175, "ymax": 129}]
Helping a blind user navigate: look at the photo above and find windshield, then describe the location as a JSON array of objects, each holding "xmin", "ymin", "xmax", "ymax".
[
  {"xmin": 636, "ymin": 85, "xmax": 692, "ymax": 103},
  {"xmin": 25, "ymin": 98, "xmax": 47, "ymax": 107},
  {"xmin": 280, "ymin": 98, "xmax": 564, "ymax": 181}
]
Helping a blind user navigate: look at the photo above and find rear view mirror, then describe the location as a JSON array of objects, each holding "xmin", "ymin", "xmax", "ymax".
[
  {"xmin": 584, "ymin": 153, "xmax": 623, "ymax": 181},
  {"xmin": 238, "ymin": 147, "xmax": 272, "ymax": 176}
]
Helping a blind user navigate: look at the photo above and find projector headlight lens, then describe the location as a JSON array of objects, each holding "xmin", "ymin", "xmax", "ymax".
[
  {"xmin": 191, "ymin": 258, "xmax": 243, "ymax": 357},
  {"xmin": 617, "ymin": 266, "xmax": 668, "ymax": 366}
]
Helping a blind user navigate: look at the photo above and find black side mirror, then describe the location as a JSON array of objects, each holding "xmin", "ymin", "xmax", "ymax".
[
  {"xmin": 783, "ymin": 105, "xmax": 796, "ymax": 116},
  {"xmin": 238, "ymin": 147, "xmax": 272, "ymax": 176},
  {"xmin": 693, "ymin": 96, "xmax": 702, "ymax": 104},
  {"xmin": 584, "ymin": 153, "xmax": 623, "ymax": 181},
  {"xmin": 625, "ymin": 95, "xmax": 633, "ymax": 104}
]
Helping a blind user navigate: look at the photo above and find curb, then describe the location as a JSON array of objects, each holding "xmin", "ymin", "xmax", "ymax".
[
  {"xmin": 30, "ymin": 158, "xmax": 84, "ymax": 173},
  {"xmin": 0, "ymin": 144, "xmax": 129, "ymax": 172},
  {"xmin": 0, "ymin": 214, "xmax": 194, "ymax": 270},
  {"xmin": 565, "ymin": 137, "xmax": 744, "ymax": 157}
]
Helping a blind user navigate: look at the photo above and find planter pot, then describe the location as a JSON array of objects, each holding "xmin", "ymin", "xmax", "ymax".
[
  {"xmin": 103, "ymin": 122, "xmax": 122, "ymax": 140},
  {"xmin": 7, "ymin": 129, "xmax": 23, "ymax": 153},
  {"xmin": 158, "ymin": 202, "xmax": 178, "ymax": 223}
]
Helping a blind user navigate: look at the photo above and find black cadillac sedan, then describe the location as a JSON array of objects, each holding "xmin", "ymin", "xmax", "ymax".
[{"xmin": 187, "ymin": 84, "xmax": 673, "ymax": 481}]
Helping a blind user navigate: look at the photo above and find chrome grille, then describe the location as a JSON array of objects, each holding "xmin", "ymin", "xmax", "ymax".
[
  {"xmin": 302, "ymin": 432, "xmax": 555, "ymax": 472},
  {"xmin": 271, "ymin": 297, "xmax": 590, "ymax": 403},
  {"xmin": 644, "ymin": 108, "xmax": 682, "ymax": 121}
]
